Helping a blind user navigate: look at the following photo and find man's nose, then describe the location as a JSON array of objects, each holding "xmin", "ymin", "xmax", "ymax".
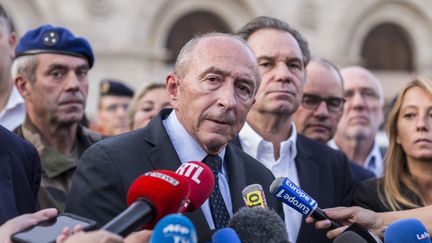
[
  {"xmin": 313, "ymin": 101, "xmax": 330, "ymax": 117},
  {"xmin": 218, "ymin": 83, "xmax": 237, "ymax": 109}
]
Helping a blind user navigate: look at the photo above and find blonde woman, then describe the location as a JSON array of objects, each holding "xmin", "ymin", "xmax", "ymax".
[
  {"xmin": 353, "ymin": 77, "xmax": 432, "ymax": 211},
  {"xmin": 127, "ymin": 83, "xmax": 171, "ymax": 130}
]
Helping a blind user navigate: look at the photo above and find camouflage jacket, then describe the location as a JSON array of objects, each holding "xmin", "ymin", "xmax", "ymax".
[{"xmin": 14, "ymin": 122, "xmax": 102, "ymax": 212}]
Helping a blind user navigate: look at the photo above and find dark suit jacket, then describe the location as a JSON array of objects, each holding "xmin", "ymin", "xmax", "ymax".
[
  {"xmin": 0, "ymin": 125, "xmax": 40, "ymax": 225},
  {"xmin": 349, "ymin": 161, "xmax": 375, "ymax": 182},
  {"xmin": 65, "ymin": 109, "xmax": 283, "ymax": 242},
  {"xmin": 353, "ymin": 178, "xmax": 419, "ymax": 212},
  {"xmin": 232, "ymin": 135, "xmax": 354, "ymax": 243}
]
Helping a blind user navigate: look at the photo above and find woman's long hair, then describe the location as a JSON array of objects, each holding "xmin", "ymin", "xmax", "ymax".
[{"xmin": 380, "ymin": 77, "xmax": 432, "ymax": 210}]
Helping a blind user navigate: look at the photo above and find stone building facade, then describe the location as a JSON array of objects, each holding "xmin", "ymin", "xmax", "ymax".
[{"xmin": 2, "ymin": 0, "xmax": 432, "ymax": 118}]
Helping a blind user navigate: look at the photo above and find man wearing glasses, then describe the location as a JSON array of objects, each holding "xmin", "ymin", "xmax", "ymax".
[
  {"xmin": 329, "ymin": 66, "xmax": 385, "ymax": 177},
  {"xmin": 293, "ymin": 58, "xmax": 375, "ymax": 181}
]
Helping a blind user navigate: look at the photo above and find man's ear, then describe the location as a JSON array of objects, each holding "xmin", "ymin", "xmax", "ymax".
[
  {"xmin": 166, "ymin": 72, "xmax": 180, "ymax": 108},
  {"xmin": 15, "ymin": 75, "xmax": 32, "ymax": 98}
]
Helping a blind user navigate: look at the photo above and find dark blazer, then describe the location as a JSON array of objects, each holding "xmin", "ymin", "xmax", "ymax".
[
  {"xmin": 65, "ymin": 109, "xmax": 283, "ymax": 242},
  {"xmin": 0, "ymin": 125, "xmax": 40, "ymax": 225},
  {"xmin": 232, "ymin": 135, "xmax": 354, "ymax": 243},
  {"xmin": 349, "ymin": 161, "xmax": 375, "ymax": 182},
  {"xmin": 353, "ymin": 178, "xmax": 419, "ymax": 212}
]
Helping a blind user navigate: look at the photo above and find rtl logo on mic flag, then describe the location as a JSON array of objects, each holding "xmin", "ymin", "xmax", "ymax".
[
  {"xmin": 271, "ymin": 177, "xmax": 317, "ymax": 216},
  {"xmin": 175, "ymin": 161, "xmax": 215, "ymax": 212}
]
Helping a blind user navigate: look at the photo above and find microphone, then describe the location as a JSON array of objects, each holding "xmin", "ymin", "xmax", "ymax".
[
  {"xmin": 227, "ymin": 207, "xmax": 289, "ymax": 243},
  {"xmin": 333, "ymin": 231, "xmax": 369, "ymax": 243},
  {"xmin": 102, "ymin": 170, "xmax": 190, "ymax": 236},
  {"xmin": 343, "ymin": 223, "xmax": 382, "ymax": 243},
  {"xmin": 384, "ymin": 218, "xmax": 431, "ymax": 243},
  {"xmin": 269, "ymin": 177, "xmax": 341, "ymax": 229},
  {"xmin": 175, "ymin": 161, "xmax": 215, "ymax": 212},
  {"xmin": 212, "ymin": 227, "xmax": 241, "ymax": 243},
  {"xmin": 242, "ymin": 184, "xmax": 268, "ymax": 209},
  {"xmin": 150, "ymin": 214, "xmax": 197, "ymax": 243}
]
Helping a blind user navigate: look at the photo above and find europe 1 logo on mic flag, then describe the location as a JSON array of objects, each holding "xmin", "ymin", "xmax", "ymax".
[{"xmin": 271, "ymin": 177, "xmax": 317, "ymax": 216}]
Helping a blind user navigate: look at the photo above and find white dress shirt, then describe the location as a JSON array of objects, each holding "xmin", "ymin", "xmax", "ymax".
[
  {"xmin": 163, "ymin": 111, "xmax": 232, "ymax": 229},
  {"xmin": 328, "ymin": 139, "xmax": 384, "ymax": 176},
  {"xmin": 239, "ymin": 122, "xmax": 301, "ymax": 243},
  {"xmin": 0, "ymin": 86, "xmax": 25, "ymax": 131}
]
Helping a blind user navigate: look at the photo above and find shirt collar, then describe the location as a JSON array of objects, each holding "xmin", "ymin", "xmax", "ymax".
[
  {"xmin": 239, "ymin": 121, "xmax": 298, "ymax": 162},
  {"xmin": 365, "ymin": 141, "xmax": 384, "ymax": 176},
  {"xmin": 328, "ymin": 139, "xmax": 383, "ymax": 176},
  {"xmin": 162, "ymin": 111, "xmax": 226, "ymax": 163}
]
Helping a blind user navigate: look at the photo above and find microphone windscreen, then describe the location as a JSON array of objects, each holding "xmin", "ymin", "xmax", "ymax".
[
  {"xmin": 270, "ymin": 177, "xmax": 317, "ymax": 216},
  {"xmin": 384, "ymin": 218, "xmax": 431, "ymax": 243},
  {"xmin": 334, "ymin": 231, "xmax": 369, "ymax": 243},
  {"xmin": 150, "ymin": 214, "xmax": 197, "ymax": 243},
  {"xmin": 176, "ymin": 161, "xmax": 214, "ymax": 212},
  {"xmin": 212, "ymin": 227, "xmax": 241, "ymax": 243},
  {"xmin": 227, "ymin": 207, "xmax": 289, "ymax": 243},
  {"xmin": 127, "ymin": 170, "xmax": 190, "ymax": 229},
  {"xmin": 242, "ymin": 184, "xmax": 268, "ymax": 209}
]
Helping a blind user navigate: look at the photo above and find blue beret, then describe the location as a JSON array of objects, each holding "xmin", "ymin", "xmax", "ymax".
[
  {"xmin": 100, "ymin": 79, "xmax": 134, "ymax": 97},
  {"xmin": 15, "ymin": 24, "xmax": 94, "ymax": 68}
]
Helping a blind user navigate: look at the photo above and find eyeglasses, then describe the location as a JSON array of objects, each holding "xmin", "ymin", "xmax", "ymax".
[{"xmin": 301, "ymin": 93, "xmax": 345, "ymax": 113}]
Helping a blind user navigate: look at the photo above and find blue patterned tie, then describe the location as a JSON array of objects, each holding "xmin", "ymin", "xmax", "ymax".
[{"xmin": 202, "ymin": 154, "xmax": 230, "ymax": 229}]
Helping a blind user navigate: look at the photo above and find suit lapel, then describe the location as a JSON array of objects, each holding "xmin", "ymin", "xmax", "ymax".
[
  {"xmin": 141, "ymin": 110, "xmax": 182, "ymax": 171},
  {"xmin": 141, "ymin": 109, "xmax": 211, "ymax": 240},
  {"xmin": 295, "ymin": 135, "xmax": 319, "ymax": 243},
  {"xmin": 224, "ymin": 144, "xmax": 247, "ymax": 211}
]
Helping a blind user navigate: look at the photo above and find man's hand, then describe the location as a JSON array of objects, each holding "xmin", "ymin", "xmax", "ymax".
[
  {"xmin": 0, "ymin": 208, "xmax": 58, "ymax": 243},
  {"xmin": 306, "ymin": 206, "xmax": 385, "ymax": 239}
]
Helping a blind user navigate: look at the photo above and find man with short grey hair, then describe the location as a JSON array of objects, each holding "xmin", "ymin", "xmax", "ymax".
[
  {"xmin": 329, "ymin": 66, "xmax": 385, "ymax": 176},
  {"xmin": 235, "ymin": 16, "xmax": 354, "ymax": 243},
  {"xmin": 13, "ymin": 24, "xmax": 102, "ymax": 212}
]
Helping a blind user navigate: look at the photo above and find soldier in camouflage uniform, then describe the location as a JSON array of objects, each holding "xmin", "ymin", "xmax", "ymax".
[{"xmin": 12, "ymin": 25, "xmax": 101, "ymax": 212}]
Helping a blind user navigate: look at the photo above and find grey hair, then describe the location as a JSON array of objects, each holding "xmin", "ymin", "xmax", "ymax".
[
  {"xmin": 11, "ymin": 55, "xmax": 38, "ymax": 83},
  {"xmin": 237, "ymin": 16, "xmax": 310, "ymax": 66},
  {"xmin": 174, "ymin": 32, "xmax": 256, "ymax": 77},
  {"xmin": 309, "ymin": 56, "xmax": 344, "ymax": 89}
]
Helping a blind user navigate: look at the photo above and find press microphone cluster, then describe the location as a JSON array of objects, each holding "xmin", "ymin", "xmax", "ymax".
[
  {"xmin": 269, "ymin": 177, "xmax": 385, "ymax": 243},
  {"xmin": 228, "ymin": 207, "xmax": 289, "ymax": 243},
  {"xmin": 269, "ymin": 177, "xmax": 341, "ymax": 229},
  {"xmin": 225, "ymin": 183, "xmax": 289, "ymax": 243},
  {"xmin": 101, "ymin": 170, "xmax": 190, "ymax": 236},
  {"xmin": 102, "ymin": 161, "xmax": 215, "ymax": 237}
]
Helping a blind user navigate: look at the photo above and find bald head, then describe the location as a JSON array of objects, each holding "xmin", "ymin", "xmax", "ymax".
[
  {"xmin": 340, "ymin": 66, "xmax": 384, "ymax": 104},
  {"xmin": 335, "ymin": 66, "xmax": 384, "ymax": 144},
  {"xmin": 175, "ymin": 33, "xmax": 260, "ymax": 87}
]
